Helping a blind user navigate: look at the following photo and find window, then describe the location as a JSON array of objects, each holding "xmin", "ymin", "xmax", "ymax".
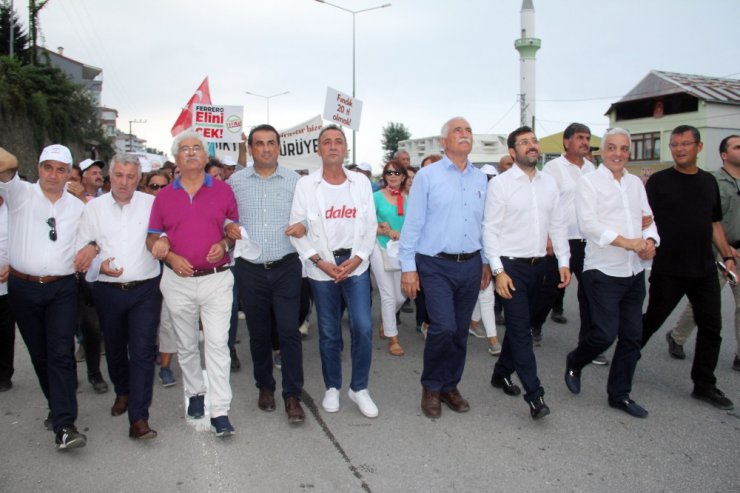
[{"xmin": 630, "ymin": 132, "xmax": 661, "ymax": 161}]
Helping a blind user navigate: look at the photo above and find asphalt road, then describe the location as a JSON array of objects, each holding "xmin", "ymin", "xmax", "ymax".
[{"xmin": 1, "ymin": 278, "xmax": 739, "ymax": 493}]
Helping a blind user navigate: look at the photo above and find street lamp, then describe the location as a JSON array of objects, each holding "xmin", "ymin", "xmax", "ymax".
[
  {"xmin": 244, "ymin": 90, "xmax": 290, "ymax": 124},
  {"xmin": 314, "ymin": 0, "xmax": 391, "ymax": 163},
  {"xmin": 128, "ymin": 119, "xmax": 146, "ymax": 152}
]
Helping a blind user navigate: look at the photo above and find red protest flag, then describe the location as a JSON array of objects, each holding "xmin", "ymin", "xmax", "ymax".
[{"xmin": 170, "ymin": 77, "xmax": 212, "ymax": 137}]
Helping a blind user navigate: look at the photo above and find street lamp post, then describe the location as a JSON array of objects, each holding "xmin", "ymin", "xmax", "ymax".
[
  {"xmin": 314, "ymin": 0, "xmax": 391, "ymax": 163},
  {"xmin": 244, "ymin": 90, "xmax": 290, "ymax": 124},
  {"xmin": 128, "ymin": 119, "xmax": 146, "ymax": 152}
]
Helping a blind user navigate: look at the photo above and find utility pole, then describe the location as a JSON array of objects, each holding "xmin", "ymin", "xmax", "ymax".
[
  {"xmin": 128, "ymin": 119, "xmax": 146, "ymax": 152},
  {"xmin": 28, "ymin": 0, "xmax": 50, "ymax": 65},
  {"xmin": 9, "ymin": 0, "xmax": 13, "ymax": 58}
]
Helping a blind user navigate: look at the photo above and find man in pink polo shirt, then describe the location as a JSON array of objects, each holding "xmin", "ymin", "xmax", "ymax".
[{"xmin": 147, "ymin": 130, "xmax": 239, "ymax": 437}]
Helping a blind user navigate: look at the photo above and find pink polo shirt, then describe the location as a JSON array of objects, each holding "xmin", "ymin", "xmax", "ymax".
[{"xmin": 148, "ymin": 174, "xmax": 238, "ymax": 270}]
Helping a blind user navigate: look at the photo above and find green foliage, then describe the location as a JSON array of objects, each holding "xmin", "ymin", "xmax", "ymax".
[
  {"xmin": 0, "ymin": 55, "xmax": 112, "ymax": 155},
  {"xmin": 0, "ymin": 1, "xmax": 30, "ymax": 63},
  {"xmin": 381, "ymin": 122, "xmax": 411, "ymax": 161}
]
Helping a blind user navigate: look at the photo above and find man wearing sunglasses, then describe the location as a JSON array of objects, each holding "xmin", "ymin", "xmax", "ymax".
[{"xmin": 0, "ymin": 145, "xmax": 96, "ymax": 450}]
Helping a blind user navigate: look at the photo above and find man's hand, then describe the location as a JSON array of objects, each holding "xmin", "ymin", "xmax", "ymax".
[
  {"xmin": 494, "ymin": 271, "xmax": 516, "ymax": 299},
  {"xmin": 316, "ymin": 259, "xmax": 342, "ymax": 281},
  {"xmin": 73, "ymin": 244, "xmax": 98, "ymax": 272},
  {"xmin": 641, "ymin": 215, "xmax": 654, "ymax": 230},
  {"xmin": 225, "ymin": 222, "xmax": 242, "ymax": 241},
  {"xmin": 480, "ymin": 264, "xmax": 492, "ymax": 290},
  {"xmin": 545, "ymin": 237, "xmax": 554, "ymax": 256},
  {"xmin": 66, "ymin": 181, "xmax": 85, "ymax": 201},
  {"xmin": 334, "ymin": 256, "xmax": 362, "ymax": 282},
  {"xmin": 401, "ymin": 271, "xmax": 420, "ymax": 299},
  {"xmin": 151, "ymin": 236, "xmax": 170, "ymax": 260},
  {"xmin": 638, "ymin": 239, "xmax": 657, "ymax": 260},
  {"xmin": 0, "ymin": 264, "xmax": 8, "ymax": 284},
  {"xmin": 285, "ymin": 223, "xmax": 306, "ymax": 238},
  {"xmin": 100, "ymin": 258, "xmax": 123, "ymax": 277},
  {"xmin": 168, "ymin": 252, "xmax": 194, "ymax": 277},
  {"xmin": 206, "ymin": 241, "xmax": 226, "ymax": 264},
  {"xmin": 557, "ymin": 266, "xmax": 572, "ymax": 289}
]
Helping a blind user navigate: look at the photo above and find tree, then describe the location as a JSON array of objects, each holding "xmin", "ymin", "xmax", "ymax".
[
  {"xmin": 381, "ymin": 122, "xmax": 411, "ymax": 162},
  {"xmin": 0, "ymin": 0, "xmax": 31, "ymax": 63}
]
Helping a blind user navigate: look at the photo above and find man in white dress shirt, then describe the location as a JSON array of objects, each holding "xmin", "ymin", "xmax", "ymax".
[
  {"xmin": 0, "ymin": 145, "xmax": 97, "ymax": 449},
  {"xmin": 77, "ymin": 153, "xmax": 162, "ymax": 439},
  {"xmin": 564, "ymin": 128, "xmax": 658, "ymax": 418},
  {"xmin": 483, "ymin": 126, "xmax": 571, "ymax": 420}
]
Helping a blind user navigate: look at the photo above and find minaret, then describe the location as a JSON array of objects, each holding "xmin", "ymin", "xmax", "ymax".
[{"xmin": 515, "ymin": 0, "xmax": 541, "ymax": 128}]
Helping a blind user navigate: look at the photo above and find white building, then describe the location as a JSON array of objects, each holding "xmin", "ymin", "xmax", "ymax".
[{"xmin": 398, "ymin": 133, "xmax": 508, "ymax": 168}]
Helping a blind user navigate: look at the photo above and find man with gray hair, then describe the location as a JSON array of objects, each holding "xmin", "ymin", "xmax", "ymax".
[
  {"xmin": 0, "ymin": 145, "xmax": 96, "ymax": 449},
  {"xmin": 76, "ymin": 153, "xmax": 162, "ymax": 439},
  {"xmin": 565, "ymin": 128, "xmax": 658, "ymax": 418},
  {"xmin": 400, "ymin": 117, "xmax": 490, "ymax": 419},
  {"xmin": 394, "ymin": 150, "xmax": 411, "ymax": 169},
  {"xmin": 147, "ymin": 131, "xmax": 239, "ymax": 436}
]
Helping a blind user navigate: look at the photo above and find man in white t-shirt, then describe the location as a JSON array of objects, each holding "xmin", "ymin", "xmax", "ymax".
[{"xmin": 289, "ymin": 125, "xmax": 379, "ymax": 418}]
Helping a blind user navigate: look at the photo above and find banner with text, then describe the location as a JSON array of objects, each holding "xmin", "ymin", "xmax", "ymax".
[
  {"xmin": 323, "ymin": 88, "xmax": 362, "ymax": 132},
  {"xmin": 278, "ymin": 114, "xmax": 324, "ymax": 172},
  {"xmin": 192, "ymin": 104, "xmax": 243, "ymax": 143}
]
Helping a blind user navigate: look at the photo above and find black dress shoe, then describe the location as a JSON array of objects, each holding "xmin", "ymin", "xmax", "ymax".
[
  {"xmin": 609, "ymin": 397, "xmax": 648, "ymax": 418},
  {"xmin": 89, "ymin": 374, "xmax": 109, "ymax": 394},
  {"xmin": 691, "ymin": 387, "xmax": 734, "ymax": 410},
  {"xmin": 564, "ymin": 355, "xmax": 581, "ymax": 394},
  {"xmin": 529, "ymin": 396, "xmax": 550, "ymax": 420},
  {"xmin": 230, "ymin": 347, "xmax": 241, "ymax": 371},
  {"xmin": 491, "ymin": 373, "xmax": 521, "ymax": 396},
  {"xmin": 0, "ymin": 380, "xmax": 12, "ymax": 392},
  {"xmin": 666, "ymin": 332, "xmax": 686, "ymax": 360},
  {"xmin": 550, "ymin": 310, "xmax": 567, "ymax": 324}
]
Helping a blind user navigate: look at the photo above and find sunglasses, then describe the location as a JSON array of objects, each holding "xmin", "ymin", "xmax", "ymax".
[
  {"xmin": 46, "ymin": 217, "xmax": 57, "ymax": 242},
  {"xmin": 148, "ymin": 183, "xmax": 167, "ymax": 190},
  {"xmin": 384, "ymin": 170, "xmax": 403, "ymax": 176}
]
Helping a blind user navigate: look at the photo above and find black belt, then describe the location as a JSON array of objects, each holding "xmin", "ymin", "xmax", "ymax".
[
  {"xmin": 506, "ymin": 256, "xmax": 545, "ymax": 265},
  {"xmin": 332, "ymin": 248, "xmax": 352, "ymax": 257},
  {"xmin": 240, "ymin": 252, "xmax": 297, "ymax": 270},
  {"xmin": 100, "ymin": 279, "xmax": 148, "ymax": 291},
  {"xmin": 435, "ymin": 250, "xmax": 480, "ymax": 262}
]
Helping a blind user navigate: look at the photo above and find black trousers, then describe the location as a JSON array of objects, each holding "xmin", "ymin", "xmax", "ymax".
[
  {"xmin": 642, "ymin": 271, "xmax": 722, "ymax": 391},
  {"xmin": 0, "ymin": 294, "xmax": 15, "ymax": 382}
]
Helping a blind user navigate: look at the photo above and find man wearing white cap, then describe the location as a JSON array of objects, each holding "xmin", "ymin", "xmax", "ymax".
[
  {"xmin": 0, "ymin": 145, "xmax": 99, "ymax": 449},
  {"xmin": 222, "ymin": 155, "xmax": 238, "ymax": 181},
  {"xmin": 79, "ymin": 158, "xmax": 105, "ymax": 201}
]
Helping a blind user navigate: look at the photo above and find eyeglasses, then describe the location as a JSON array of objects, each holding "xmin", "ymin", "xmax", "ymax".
[
  {"xmin": 515, "ymin": 138, "xmax": 539, "ymax": 147},
  {"xmin": 668, "ymin": 141, "xmax": 697, "ymax": 149},
  {"xmin": 177, "ymin": 145, "xmax": 204, "ymax": 154},
  {"xmin": 384, "ymin": 170, "xmax": 403, "ymax": 176},
  {"xmin": 147, "ymin": 183, "xmax": 167, "ymax": 190},
  {"xmin": 46, "ymin": 217, "xmax": 57, "ymax": 242}
]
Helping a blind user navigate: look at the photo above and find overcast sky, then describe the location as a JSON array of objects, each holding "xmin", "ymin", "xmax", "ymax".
[{"xmin": 16, "ymin": 0, "xmax": 740, "ymax": 164}]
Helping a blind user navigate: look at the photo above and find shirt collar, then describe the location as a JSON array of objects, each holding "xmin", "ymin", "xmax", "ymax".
[
  {"xmin": 597, "ymin": 163, "xmax": 627, "ymax": 181},
  {"xmin": 509, "ymin": 163, "xmax": 540, "ymax": 181},
  {"xmin": 172, "ymin": 173, "xmax": 213, "ymax": 190},
  {"xmin": 440, "ymin": 154, "xmax": 473, "ymax": 174}
]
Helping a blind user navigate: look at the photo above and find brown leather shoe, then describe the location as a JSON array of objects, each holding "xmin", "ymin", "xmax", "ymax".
[
  {"xmin": 440, "ymin": 388, "xmax": 470, "ymax": 413},
  {"xmin": 111, "ymin": 395, "xmax": 129, "ymax": 417},
  {"xmin": 258, "ymin": 388, "xmax": 276, "ymax": 412},
  {"xmin": 421, "ymin": 388, "xmax": 441, "ymax": 418},
  {"xmin": 129, "ymin": 419, "xmax": 157, "ymax": 439},
  {"xmin": 285, "ymin": 396, "xmax": 306, "ymax": 424}
]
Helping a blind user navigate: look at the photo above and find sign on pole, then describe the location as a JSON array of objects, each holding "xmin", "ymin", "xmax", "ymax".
[
  {"xmin": 192, "ymin": 104, "xmax": 243, "ymax": 142},
  {"xmin": 323, "ymin": 87, "xmax": 362, "ymax": 132}
]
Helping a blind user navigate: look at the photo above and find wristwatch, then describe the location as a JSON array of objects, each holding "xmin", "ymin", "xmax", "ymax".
[{"xmin": 492, "ymin": 268, "xmax": 505, "ymax": 277}]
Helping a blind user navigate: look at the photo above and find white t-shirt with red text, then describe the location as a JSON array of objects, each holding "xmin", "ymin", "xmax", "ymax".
[{"xmin": 320, "ymin": 180, "xmax": 356, "ymax": 251}]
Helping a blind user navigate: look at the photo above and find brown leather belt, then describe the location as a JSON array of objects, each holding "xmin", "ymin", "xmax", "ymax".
[
  {"xmin": 191, "ymin": 265, "xmax": 230, "ymax": 277},
  {"xmin": 10, "ymin": 267, "xmax": 71, "ymax": 284}
]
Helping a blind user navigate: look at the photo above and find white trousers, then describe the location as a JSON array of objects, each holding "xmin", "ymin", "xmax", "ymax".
[
  {"xmin": 160, "ymin": 267, "xmax": 233, "ymax": 417},
  {"xmin": 157, "ymin": 302, "xmax": 178, "ymax": 354},
  {"xmin": 471, "ymin": 284, "xmax": 497, "ymax": 338},
  {"xmin": 369, "ymin": 244, "xmax": 406, "ymax": 337}
]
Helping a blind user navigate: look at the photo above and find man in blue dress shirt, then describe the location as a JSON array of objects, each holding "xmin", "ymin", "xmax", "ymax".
[{"xmin": 400, "ymin": 116, "xmax": 491, "ymax": 419}]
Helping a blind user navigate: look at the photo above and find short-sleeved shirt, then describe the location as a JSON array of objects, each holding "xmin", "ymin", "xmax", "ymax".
[
  {"xmin": 148, "ymin": 174, "xmax": 238, "ymax": 270},
  {"xmin": 646, "ymin": 167, "xmax": 721, "ymax": 278}
]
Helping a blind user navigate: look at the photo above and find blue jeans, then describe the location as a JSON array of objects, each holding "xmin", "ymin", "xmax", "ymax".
[{"xmin": 309, "ymin": 263, "xmax": 372, "ymax": 391}]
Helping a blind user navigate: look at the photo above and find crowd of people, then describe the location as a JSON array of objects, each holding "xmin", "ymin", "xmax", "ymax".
[{"xmin": 0, "ymin": 117, "xmax": 737, "ymax": 451}]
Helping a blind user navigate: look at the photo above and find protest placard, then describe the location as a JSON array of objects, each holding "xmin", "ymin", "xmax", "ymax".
[
  {"xmin": 192, "ymin": 104, "xmax": 243, "ymax": 143},
  {"xmin": 323, "ymin": 88, "xmax": 362, "ymax": 132}
]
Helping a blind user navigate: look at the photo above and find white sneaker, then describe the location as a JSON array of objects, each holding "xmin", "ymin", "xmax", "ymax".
[
  {"xmin": 348, "ymin": 388, "xmax": 378, "ymax": 418},
  {"xmin": 322, "ymin": 387, "xmax": 340, "ymax": 413},
  {"xmin": 298, "ymin": 320, "xmax": 309, "ymax": 337}
]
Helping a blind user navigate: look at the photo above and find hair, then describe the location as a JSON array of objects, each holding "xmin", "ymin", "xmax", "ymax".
[
  {"xmin": 671, "ymin": 125, "xmax": 701, "ymax": 143},
  {"xmin": 109, "ymin": 153, "xmax": 142, "ymax": 178},
  {"xmin": 393, "ymin": 149, "xmax": 410, "ymax": 160},
  {"xmin": 70, "ymin": 164, "xmax": 82, "ymax": 180},
  {"xmin": 507, "ymin": 126, "xmax": 534, "ymax": 149},
  {"xmin": 382, "ymin": 159, "xmax": 408, "ymax": 189},
  {"xmin": 144, "ymin": 169, "xmax": 171, "ymax": 188},
  {"xmin": 719, "ymin": 134, "xmax": 740, "ymax": 155},
  {"xmin": 171, "ymin": 130, "xmax": 207, "ymax": 156},
  {"xmin": 420, "ymin": 154, "xmax": 442, "ymax": 167},
  {"xmin": 318, "ymin": 124, "xmax": 346, "ymax": 143},
  {"xmin": 563, "ymin": 122, "xmax": 591, "ymax": 140},
  {"xmin": 248, "ymin": 124, "xmax": 281, "ymax": 146},
  {"xmin": 601, "ymin": 127, "xmax": 632, "ymax": 149},
  {"xmin": 440, "ymin": 116, "xmax": 468, "ymax": 138},
  {"xmin": 161, "ymin": 161, "xmax": 176, "ymax": 171},
  {"xmin": 205, "ymin": 158, "xmax": 223, "ymax": 175}
]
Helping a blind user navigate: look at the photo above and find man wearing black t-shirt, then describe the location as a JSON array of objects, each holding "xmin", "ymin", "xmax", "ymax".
[{"xmin": 642, "ymin": 125, "xmax": 737, "ymax": 410}]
